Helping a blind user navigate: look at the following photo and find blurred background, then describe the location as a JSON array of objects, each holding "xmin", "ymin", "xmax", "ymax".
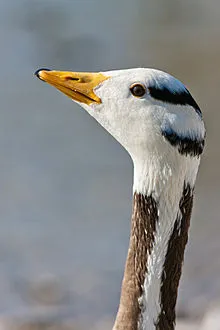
[{"xmin": 0, "ymin": 0, "xmax": 219, "ymax": 329}]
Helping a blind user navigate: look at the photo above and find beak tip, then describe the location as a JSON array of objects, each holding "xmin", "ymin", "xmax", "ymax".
[{"xmin": 34, "ymin": 68, "xmax": 51, "ymax": 80}]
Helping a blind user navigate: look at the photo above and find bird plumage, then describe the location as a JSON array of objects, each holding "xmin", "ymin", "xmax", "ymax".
[{"xmin": 35, "ymin": 67, "xmax": 205, "ymax": 330}]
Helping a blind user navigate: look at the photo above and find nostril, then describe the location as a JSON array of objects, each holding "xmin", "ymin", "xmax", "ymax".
[{"xmin": 65, "ymin": 77, "xmax": 80, "ymax": 81}]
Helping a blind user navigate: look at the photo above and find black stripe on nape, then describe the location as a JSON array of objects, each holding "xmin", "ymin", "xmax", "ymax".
[
  {"xmin": 156, "ymin": 183, "xmax": 193, "ymax": 330},
  {"xmin": 162, "ymin": 130, "xmax": 205, "ymax": 157},
  {"xmin": 148, "ymin": 86, "xmax": 202, "ymax": 117}
]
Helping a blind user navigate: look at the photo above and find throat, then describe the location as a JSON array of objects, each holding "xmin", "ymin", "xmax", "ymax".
[{"xmin": 113, "ymin": 184, "xmax": 193, "ymax": 330}]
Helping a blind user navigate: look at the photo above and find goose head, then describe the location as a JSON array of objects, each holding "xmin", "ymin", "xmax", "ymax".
[
  {"xmin": 35, "ymin": 68, "xmax": 205, "ymax": 196},
  {"xmin": 35, "ymin": 68, "xmax": 205, "ymax": 159}
]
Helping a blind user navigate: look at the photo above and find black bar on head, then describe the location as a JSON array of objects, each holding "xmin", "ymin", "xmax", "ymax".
[{"xmin": 148, "ymin": 86, "xmax": 202, "ymax": 117}]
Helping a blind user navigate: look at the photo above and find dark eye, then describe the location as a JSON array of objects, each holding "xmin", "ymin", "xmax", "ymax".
[{"xmin": 130, "ymin": 83, "xmax": 146, "ymax": 97}]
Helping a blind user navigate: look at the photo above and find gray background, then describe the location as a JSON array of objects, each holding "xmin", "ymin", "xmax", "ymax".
[{"xmin": 0, "ymin": 0, "xmax": 219, "ymax": 327}]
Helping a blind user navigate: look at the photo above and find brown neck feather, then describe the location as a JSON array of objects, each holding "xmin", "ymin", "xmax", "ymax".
[
  {"xmin": 156, "ymin": 184, "xmax": 193, "ymax": 329},
  {"xmin": 113, "ymin": 192, "xmax": 158, "ymax": 330},
  {"xmin": 113, "ymin": 184, "xmax": 193, "ymax": 330}
]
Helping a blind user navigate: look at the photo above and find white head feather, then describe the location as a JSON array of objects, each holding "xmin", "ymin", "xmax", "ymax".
[{"xmin": 80, "ymin": 68, "xmax": 205, "ymax": 195}]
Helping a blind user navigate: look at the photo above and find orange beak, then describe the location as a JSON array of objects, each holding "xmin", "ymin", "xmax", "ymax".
[{"xmin": 35, "ymin": 68, "xmax": 109, "ymax": 105}]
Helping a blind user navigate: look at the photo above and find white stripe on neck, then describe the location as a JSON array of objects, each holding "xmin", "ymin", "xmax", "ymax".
[{"xmin": 132, "ymin": 151, "xmax": 200, "ymax": 330}]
